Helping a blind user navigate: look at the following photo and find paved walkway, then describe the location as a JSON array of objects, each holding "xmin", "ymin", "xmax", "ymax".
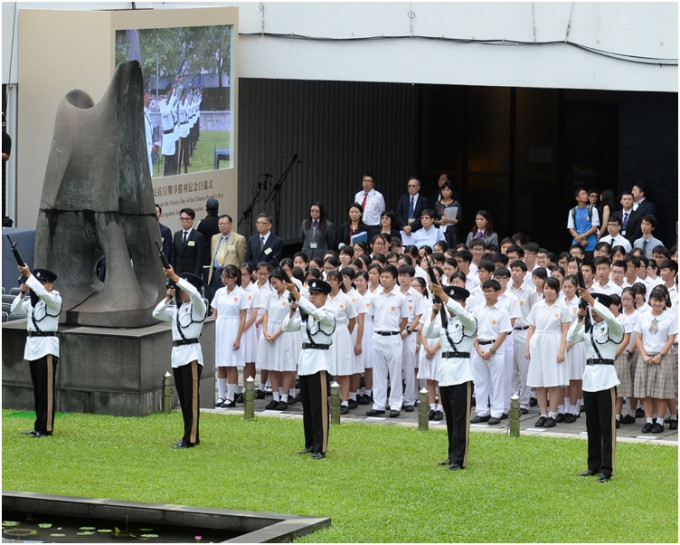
[{"xmin": 204, "ymin": 394, "xmax": 678, "ymax": 447}]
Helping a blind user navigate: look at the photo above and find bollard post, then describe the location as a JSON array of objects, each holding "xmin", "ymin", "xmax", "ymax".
[
  {"xmin": 244, "ymin": 376, "xmax": 255, "ymax": 420},
  {"xmin": 510, "ymin": 394, "xmax": 520, "ymax": 437},
  {"xmin": 418, "ymin": 388, "xmax": 429, "ymax": 431},
  {"xmin": 330, "ymin": 381, "xmax": 341, "ymax": 424},
  {"xmin": 163, "ymin": 371, "xmax": 172, "ymax": 414}
]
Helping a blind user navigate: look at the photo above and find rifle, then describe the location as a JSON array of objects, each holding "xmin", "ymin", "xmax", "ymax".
[
  {"xmin": 273, "ymin": 257, "xmax": 308, "ymax": 321},
  {"xmin": 6, "ymin": 234, "xmax": 25, "ymax": 268},
  {"xmin": 155, "ymin": 241, "xmax": 175, "ymax": 289},
  {"xmin": 574, "ymin": 258, "xmax": 589, "ymax": 310},
  {"xmin": 425, "ymin": 256, "xmax": 448, "ymax": 328}
]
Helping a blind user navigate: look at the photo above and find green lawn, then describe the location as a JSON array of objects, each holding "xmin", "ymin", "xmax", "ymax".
[
  {"xmin": 3, "ymin": 410, "xmax": 677, "ymax": 542},
  {"xmin": 150, "ymin": 130, "xmax": 230, "ymax": 176}
]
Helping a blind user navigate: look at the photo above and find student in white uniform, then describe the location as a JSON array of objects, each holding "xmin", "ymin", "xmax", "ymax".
[
  {"xmin": 239, "ymin": 264, "xmax": 258, "ymax": 398},
  {"xmin": 211, "ymin": 265, "xmax": 248, "ymax": 408},
  {"xmin": 397, "ymin": 264, "xmax": 425, "ymax": 412},
  {"xmin": 12, "ymin": 266, "xmax": 62, "ymax": 438},
  {"xmin": 341, "ymin": 268, "xmax": 365, "ymax": 410},
  {"xmin": 366, "ymin": 265, "xmax": 409, "ymax": 418},
  {"xmin": 562, "ymin": 275, "xmax": 586, "ymax": 422},
  {"xmin": 470, "ymin": 279, "xmax": 511, "ymax": 425},
  {"xmin": 615, "ymin": 287, "xmax": 640, "ymax": 426},
  {"xmin": 153, "ymin": 268, "xmax": 208, "ymax": 448},
  {"xmin": 567, "ymin": 290, "xmax": 623, "ymax": 482},
  {"xmin": 283, "ymin": 279, "xmax": 335, "ymax": 459},
  {"xmin": 425, "ymin": 284, "xmax": 478, "ymax": 470}
]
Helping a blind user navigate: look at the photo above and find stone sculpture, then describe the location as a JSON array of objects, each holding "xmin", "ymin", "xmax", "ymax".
[{"xmin": 34, "ymin": 61, "xmax": 165, "ymax": 327}]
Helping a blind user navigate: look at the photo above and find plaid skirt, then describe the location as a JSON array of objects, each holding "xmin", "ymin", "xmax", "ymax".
[
  {"xmin": 633, "ymin": 353, "xmax": 677, "ymax": 399},
  {"xmin": 614, "ymin": 352, "xmax": 635, "ymax": 398}
]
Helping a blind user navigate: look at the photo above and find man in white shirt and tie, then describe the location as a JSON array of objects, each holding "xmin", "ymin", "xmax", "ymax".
[{"xmin": 354, "ymin": 174, "xmax": 385, "ymax": 234}]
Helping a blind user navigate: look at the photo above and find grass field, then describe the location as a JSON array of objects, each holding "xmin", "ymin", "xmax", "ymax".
[
  {"xmin": 3, "ymin": 410, "xmax": 677, "ymax": 542},
  {"xmin": 150, "ymin": 130, "xmax": 231, "ymax": 177}
]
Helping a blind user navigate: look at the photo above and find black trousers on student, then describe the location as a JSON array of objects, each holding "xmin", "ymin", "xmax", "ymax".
[
  {"xmin": 440, "ymin": 381, "xmax": 472, "ymax": 467},
  {"xmin": 299, "ymin": 371, "xmax": 329, "ymax": 454},
  {"xmin": 30, "ymin": 355, "xmax": 58, "ymax": 434},
  {"xmin": 174, "ymin": 361, "xmax": 202, "ymax": 446},
  {"xmin": 583, "ymin": 387, "xmax": 617, "ymax": 476}
]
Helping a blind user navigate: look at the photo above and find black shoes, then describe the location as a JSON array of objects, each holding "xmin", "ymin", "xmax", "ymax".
[
  {"xmin": 543, "ymin": 417, "xmax": 556, "ymax": 428},
  {"xmin": 535, "ymin": 416, "xmax": 547, "ymax": 427},
  {"xmin": 298, "ymin": 447, "xmax": 314, "ymax": 454},
  {"xmin": 621, "ymin": 414, "xmax": 636, "ymax": 424},
  {"xmin": 215, "ymin": 397, "xmax": 226, "ymax": 408},
  {"xmin": 265, "ymin": 400, "xmax": 279, "ymax": 410},
  {"xmin": 256, "ymin": 389, "xmax": 267, "ymax": 399},
  {"xmin": 635, "ymin": 407, "xmax": 645, "ymax": 418},
  {"xmin": 668, "ymin": 419, "xmax": 678, "ymax": 431},
  {"xmin": 340, "ymin": 405, "xmax": 349, "ymax": 415},
  {"xmin": 222, "ymin": 399, "xmax": 236, "ymax": 408},
  {"xmin": 529, "ymin": 397, "xmax": 538, "ymax": 407},
  {"xmin": 403, "ymin": 404, "xmax": 415, "ymax": 413},
  {"xmin": 579, "ymin": 469, "xmax": 598, "ymax": 477},
  {"xmin": 428, "ymin": 410, "xmax": 436, "ymax": 420},
  {"xmin": 555, "ymin": 413, "xmax": 566, "ymax": 423},
  {"xmin": 519, "ymin": 408, "xmax": 529, "ymax": 415},
  {"xmin": 275, "ymin": 401, "xmax": 288, "ymax": 411},
  {"xmin": 470, "ymin": 415, "xmax": 490, "ymax": 424},
  {"xmin": 641, "ymin": 422, "xmax": 653, "ymax": 433},
  {"xmin": 651, "ymin": 422, "xmax": 664, "ymax": 434},
  {"xmin": 564, "ymin": 413, "xmax": 577, "ymax": 424},
  {"xmin": 389, "ymin": 410, "xmax": 400, "ymax": 418},
  {"xmin": 434, "ymin": 410, "xmax": 444, "ymax": 421},
  {"xmin": 500, "ymin": 413, "xmax": 508, "ymax": 420},
  {"xmin": 438, "ymin": 458, "xmax": 452, "ymax": 466},
  {"xmin": 29, "ymin": 430, "xmax": 52, "ymax": 438},
  {"xmin": 348, "ymin": 399, "xmax": 358, "ymax": 410},
  {"xmin": 615, "ymin": 419, "xmax": 620, "ymax": 429},
  {"xmin": 598, "ymin": 473, "xmax": 611, "ymax": 483},
  {"xmin": 21, "ymin": 429, "xmax": 37, "ymax": 435},
  {"xmin": 357, "ymin": 394, "xmax": 372, "ymax": 405},
  {"xmin": 235, "ymin": 393, "xmax": 244, "ymax": 404},
  {"xmin": 311, "ymin": 452, "xmax": 325, "ymax": 459},
  {"xmin": 447, "ymin": 464, "xmax": 463, "ymax": 471},
  {"xmin": 487, "ymin": 417, "xmax": 501, "ymax": 425},
  {"xmin": 366, "ymin": 409, "xmax": 385, "ymax": 417},
  {"xmin": 173, "ymin": 440, "xmax": 192, "ymax": 449}
]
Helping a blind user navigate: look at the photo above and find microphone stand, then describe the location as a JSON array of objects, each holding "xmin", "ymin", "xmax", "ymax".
[
  {"xmin": 239, "ymin": 174, "xmax": 272, "ymax": 237},
  {"xmin": 264, "ymin": 154, "xmax": 299, "ymax": 233}
]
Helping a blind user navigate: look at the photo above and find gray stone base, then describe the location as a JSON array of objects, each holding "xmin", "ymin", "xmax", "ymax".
[{"xmin": 2, "ymin": 319, "xmax": 215, "ymax": 417}]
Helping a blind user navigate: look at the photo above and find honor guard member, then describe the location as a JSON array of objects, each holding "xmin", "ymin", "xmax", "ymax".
[
  {"xmin": 12, "ymin": 265, "xmax": 62, "ymax": 437},
  {"xmin": 153, "ymin": 266, "xmax": 208, "ymax": 449},
  {"xmin": 425, "ymin": 284, "xmax": 477, "ymax": 470},
  {"xmin": 567, "ymin": 289, "xmax": 623, "ymax": 482},
  {"xmin": 282, "ymin": 278, "xmax": 336, "ymax": 459}
]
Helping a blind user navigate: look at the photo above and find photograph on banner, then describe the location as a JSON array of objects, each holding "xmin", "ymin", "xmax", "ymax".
[{"xmin": 115, "ymin": 25, "xmax": 233, "ymax": 178}]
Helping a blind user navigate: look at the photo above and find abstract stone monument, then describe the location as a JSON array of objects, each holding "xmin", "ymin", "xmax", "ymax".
[{"xmin": 34, "ymin": 60, "xmax": 165, "ymax": 327}]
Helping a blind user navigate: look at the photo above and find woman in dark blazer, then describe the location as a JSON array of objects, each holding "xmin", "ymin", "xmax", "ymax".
[
  {"xmin": 336, "ymin": 203, "xmax": 369, "ymax": 249},
  {"xmin": 300, "ymin": 201, "xmax": 335, "ymax": 262}
]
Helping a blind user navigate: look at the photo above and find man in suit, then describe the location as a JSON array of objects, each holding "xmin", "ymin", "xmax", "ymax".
[
  {"xmin": 611, "ymin": 192, "xmax": 642, "ymax": 244},
  {"xmin": 197, "ymin": 198, "xmax": 221, "ymax": 266},
  {"xmin": 631, "ymin": 183, "xmax": 657, "ymax": 219},
  {"xmin": 171, "ymin": 207, "xmax": 206, "ymax": 278},
  {"xmin": 155, "ymin": 204, "xmax": 172, "ymax": 263},
  {"xmin": 207, "ymin": 214, "xmax": 247, "ymax": 299},
  {"xmin": 396, "ymin": 177, "xmax": 430, "ymax": 237},
  {"xmin": 245, "ymin": 213, "xmax": 284, "ymax": 268}
]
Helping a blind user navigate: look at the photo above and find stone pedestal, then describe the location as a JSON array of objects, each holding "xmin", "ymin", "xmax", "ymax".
[{"xmin": 2, "ymin": 319, "xmax": 215, "ymax": 417}]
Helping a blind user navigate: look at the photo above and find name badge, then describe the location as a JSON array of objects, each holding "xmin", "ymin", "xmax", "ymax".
[
  {"xmin": 310, "ymin": 242, "xmax": 318, "ymax": 249},
  {"xmin": 188, "ymin": 240, "xmax": 195, "ymax": 247}
]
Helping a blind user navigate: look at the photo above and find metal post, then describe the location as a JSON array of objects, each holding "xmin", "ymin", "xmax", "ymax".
[
  {"xmin": 418, "ymin": 388, "xmax": 429, "ymax": 431},
  {"xmin": 163, "ymin": 371, "xmax": 172, "ymax": 414},
  {"xmin": 244, "ymin": 376, "xmax": 255, "ymax": 420},
  {"xmin": 510, "ymin": 394, "xmax": 520, "ymax": 437},
  {"xmin": 330, "ymin": 381, "xmax": 340, "ymax": 424}
]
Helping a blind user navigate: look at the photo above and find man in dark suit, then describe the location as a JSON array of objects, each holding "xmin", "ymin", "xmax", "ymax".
[
  {"xmin": 196, "ymin": 198, "xmax": 220, "ymax": 266},
  {"xmin": 396, "ymin": 177, "xmax": 430, "ymax": 238},
  {"xmin": 611, "ymin": 192, "xmax": 642, "ymax": 244},
  {"xmin": 631, "ymin": 183, "xmax": 657, "ymax": 219},
  {"xmin": 171, "ymin": 207, "xmax": 205, "ymax": 277},
  {"xmin": 245, "ymin": 213, "xmax": 284, "ymax": 268},
  {"xmin": 155, "ymin": 204, "xmax": 172, "ymax": 263}
]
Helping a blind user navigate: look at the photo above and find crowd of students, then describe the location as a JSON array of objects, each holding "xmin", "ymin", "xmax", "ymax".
[{"xmin": 209, "ymin": 223, "xmax": 678, "ymax": 434}]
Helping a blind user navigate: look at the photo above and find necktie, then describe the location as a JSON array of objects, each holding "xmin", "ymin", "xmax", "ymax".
[
  {"xmin": 409, "ymin": 196, "xmax": 415, "ymax": 218},
  {"xmin": 477, "ymin": 231, "xmax": 483, "ymax": 238},
  {"xmin": 182, "ymin": 231, "xmax": 188, "ymax": 245},
  {"xmin": 361, "ymin": 193, "xmax": 368, "ymax": 209},
  {"xmin": 214, "ymin": 235, "xmax": 226, "ymax": 267},
  {"xmin": 260, "ymin": 236, "xmax": 265, "ymax": 252},
  {"xmin": 622, "ymin": 211, "xmax": 629, "ymax": 230},
  {"xmin": 649, "ymin": 317, "xmax": 659, "ymax": 334},
  {"xmin": 643, "ymin": 239, "xmax": 648, "ymax": 256},
  {"xmin": 312, "ymin": 220, "xmax": 318, "ymax": 228}
]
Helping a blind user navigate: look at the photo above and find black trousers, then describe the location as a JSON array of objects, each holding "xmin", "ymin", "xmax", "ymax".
[
  {"xmin": 30, "ymin": 355, "xmax": 58, "ymax": 434},
  {"xmin": 299, "ymin": 371, "xmax": 329, "ymax": 454},
  {"xmin": 583, "ymin": 387, "xmax": 616, "ymax": 476},
  {"xmin": 440, "ymin": 381, "xmax": 472, "ymax": 467},
  {"xmin": 163, "ymin": 152, "xmax": 177, "ymax": 176},
  {"xmin": 174, "ymin": 361, "xmax": 202, "ymax": 446}
]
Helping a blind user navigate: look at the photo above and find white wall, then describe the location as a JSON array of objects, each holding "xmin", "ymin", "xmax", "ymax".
[{"xmin": 5, "ymin": 2, "xmax": 677, "ymax": 91}]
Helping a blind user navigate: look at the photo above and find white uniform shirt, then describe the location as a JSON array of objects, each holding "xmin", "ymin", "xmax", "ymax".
[
  {"xmin": 475, "ymin": 302, "xmax": 512, "ymax": 356},
  {"xmin": 567, "ymin": 301, "xmax": 623, "ymax": 391},
  {"xmin": 510, "ymin": 283, "xmax": 538, "ymax": 328},
  {"xmin": 282, "ymin": 296, "xmax": 335, "ymax": 376},
  {"xmin": 354, "ymin": 188, "xmax": 386, "ymax": 226},
  {"xmin": 634, "ymin": 308, "xmax": 678, "ymax": 353},
  {"xmin": 370, "ymin": 288, "xmax": 410, "ymax": 332},
  {"xmin": 590, "ymin": 280, "xmax": 623, "ymax": 297},
  {"xmin": 152, "ymin": 277, "xmax": 207, "ymax": 368},
  {"xmin": 11, "ymin": 275, "xmax": 62, "ymax": 360}
]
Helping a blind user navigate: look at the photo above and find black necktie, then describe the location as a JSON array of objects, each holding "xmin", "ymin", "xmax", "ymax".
[
  {"xmin": 260, "ymin": 236, "xmax": 265, "ymax": 251},
  {"xmin": 183, "ymin": 231, "xmax": 188, "ymax": 245}
]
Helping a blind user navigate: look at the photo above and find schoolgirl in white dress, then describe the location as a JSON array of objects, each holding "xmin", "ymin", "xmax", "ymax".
[
  {"xmin": 562, "ymin": 275, "xmax": 586, "ymax": 421},
  {"xmin": 342, "ymin": 268, "xmax": 365, "ymax": 410}
]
